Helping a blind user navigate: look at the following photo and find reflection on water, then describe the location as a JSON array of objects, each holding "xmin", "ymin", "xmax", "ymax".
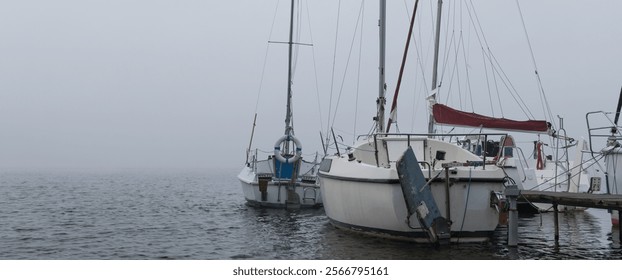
[
  {"xmin": 226, "ymin": 204, "xmax": 622, "ymax": 260},
  {"xmin": 507, "ymin": 209, "xmax": 620, "ymax": 259},
  {"xmin": 611, "ymin": 227, "xmax": 621, "ymax": 249},
  {"xmin": 1, "ymin": 168, "xmax": 621, "ymax": 259},
  {"xmin": 232, "ymin": 201, "xmax": 622, "ymax": 259}
]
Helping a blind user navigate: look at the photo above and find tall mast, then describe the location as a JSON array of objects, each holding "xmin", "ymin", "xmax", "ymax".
[
  {"xmin": 376, "ymin": 0, "xmax": 387, "ymax": 133},
  {"xmin": 284, "ymin": 0, "xmax": 295, "ymax": 137},
  {"xmin": 428, "ymin": 0, "xmax": 442, "ymax": 134}
]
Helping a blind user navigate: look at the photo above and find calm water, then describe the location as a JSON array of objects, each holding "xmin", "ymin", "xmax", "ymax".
[{"xmin": 1, "ymin": 167, "xmax": 621, "ymax": 260}]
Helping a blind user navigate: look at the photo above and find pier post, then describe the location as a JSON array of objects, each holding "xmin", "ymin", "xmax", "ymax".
[
  {"xmin": 619, "ymin": 209, "xmax": 622, "ymax": 243},
  {"xmin": 505, "ymin": 185, "xmax": 520, "ymax": 247},
  {"xmin": 553, "ymin": 202, "xmax": 559, "ymax": 244}
]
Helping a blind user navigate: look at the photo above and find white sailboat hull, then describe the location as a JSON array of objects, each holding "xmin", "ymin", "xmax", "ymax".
[
  {"xmin": 491, "ymin": 138, "xmax": 604, "ymax": 213},
  {"xmin": 318, "ymin": 136, "xmax": 506, "ymax": 243},
  {"xmin": 504, "ymin": 163, "xmax": 591, "ymax": 212},
  {"xmin": 605, "ymin": 147, "xmax": 622, "ymax": 226},
  {"xmin": 238, "ymin": 165, "xmax": 322, "ymax": 208}
]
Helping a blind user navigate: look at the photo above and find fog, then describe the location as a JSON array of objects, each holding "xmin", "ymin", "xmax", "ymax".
[{"xmin": 0, "ymin": 0, "xmax": 620, "ymax": 171}]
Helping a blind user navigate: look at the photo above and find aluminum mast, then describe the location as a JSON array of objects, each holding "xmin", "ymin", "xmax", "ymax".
[
  {"xmin": 284, "ymin": 0, "xmax": 295, "ymax": 137},
  {"xmin": 428, "ymin": 0, "xmax": 443, "ymax": 135},
  {"xmin": 376, "ymin": 0, "xmax": 387, "ymax": 133}
]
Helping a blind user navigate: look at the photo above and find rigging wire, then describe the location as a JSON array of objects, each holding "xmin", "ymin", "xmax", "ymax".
[
  {"xmin": 329, "ymin": 2, "xmax": 366, "ymax": 131},
  {"xmin": 326, "ymin": 0, "xmax": 342, "ymax": 145},
  {"xmin": 490, "ymin": 52, "xmax": 504, "ymax": 116},
  {"xmin": 464, "ymin": 0, "xmax": 537, "ymax": 120},
  {"xmin": 353, "ymin": 0, "xmax": 366, "ymax": 144},
  {"xmin": 303, "ymin": 0, "xmax": 325, "ymax": 135},
  {"xmin": 386, "ymin": 0, "xmax": 420, "ymax": 133},
  {"xmin": 253, "ymin": 0, "xmax": 282, "ymax": 115},
  {"xmin": 451, "ymin": 2, "xmax": 466, "ymax": 111},
  {"xmin": 288, "ymin": 0, "xmax": 303, "ymax": 136},
  {"xmin": 404, "ymin": 0, "xmax": 432, "ymax": 132},
  {"xmin": 456, "ymin": 33, "xmax": 466, "ymax": 110},
  {"xmin": 426, "ymin": 0, "xmax": 550, "ymax": 133},
  {"xmin": 438, "ymin": 1, "xmax": 455, "ymax": 100},
  {"xmin": 481, "ymin": 48, "xmax": 495, "ymax": 116},
  {"xmin": 292, "ymin": 0, "xmax": 301, "ymax": 78},
  {"xmin": 514, "ymin": 0, "xmax": 557, "ymax": 131},
  {"xmin": 442, "ymin": 30, "xmax": 460, "ymax": 107},
  {"xmin": 458, "ymin": 1, "xmax": 476, "ymax": 113}
]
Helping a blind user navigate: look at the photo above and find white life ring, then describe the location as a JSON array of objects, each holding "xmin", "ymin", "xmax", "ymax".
[{"xmin": 274, "ymin": 135, "xmax": 302, "ymax": 164}]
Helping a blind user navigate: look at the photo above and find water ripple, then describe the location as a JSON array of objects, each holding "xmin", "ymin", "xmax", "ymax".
[{"xmin": 0, "ymin": 169, "xmax": 619, "ymax": 259}]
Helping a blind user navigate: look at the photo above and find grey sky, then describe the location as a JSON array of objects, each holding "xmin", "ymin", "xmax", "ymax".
[{"xmin": 0, "ymin": 0, "xmax": 620, "ymax": 170}]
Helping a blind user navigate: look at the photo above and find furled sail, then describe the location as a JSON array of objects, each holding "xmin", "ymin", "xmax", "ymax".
[{"xmin": 432, "ymin": 103, "xmax": 550, "ymax": 133}]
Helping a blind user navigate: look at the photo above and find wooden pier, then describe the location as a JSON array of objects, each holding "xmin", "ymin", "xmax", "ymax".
[
  {"xmin": 505, "ymin": 186, "xmax": 622, "ymax": 246},
  {"xmin": 519, "ymin": 190, "xmax": 622, "ymax": 210}
]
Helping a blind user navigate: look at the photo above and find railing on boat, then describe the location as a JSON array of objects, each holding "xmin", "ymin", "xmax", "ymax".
[
  {"xmin": 247, "ymin": 148, "xmax": 320, "ymax": 182},
  {"xmin": 354, "ymin": 132, "xmax": 511, "ymax": 169},
  {"xmin": 586, "ymin": 111, "xmax": 622, "ymax": 156}
]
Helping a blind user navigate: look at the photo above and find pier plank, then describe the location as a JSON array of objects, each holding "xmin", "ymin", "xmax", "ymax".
[{"xmin": 519, "ymin": 191, "xmax": 622, "ymax": 210}]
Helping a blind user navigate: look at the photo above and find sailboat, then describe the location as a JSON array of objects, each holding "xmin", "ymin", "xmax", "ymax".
[
  {"xmin": 238, "ymin": 0, "xmax": 321, "ymax": 209},
  {"xmin": 416, "ymin": 1, "xmax": 604, "ymax": 213},
  {"xmin": 318, "ymin": 0, "xmax": 508, "ymax": 244},
  {"xmin": 431, "ymin": 74, "xmax": 604, "ymax": 214},
  {"xmin": 502, "ymin": 136, "xmax": 604, "ymax": 213},
  {"xmin": 586, "ymin": 87, "xmax": 622, "ymax": 225}
]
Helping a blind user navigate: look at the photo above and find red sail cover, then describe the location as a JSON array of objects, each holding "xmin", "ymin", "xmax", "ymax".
[{"xmin": 432, "ymin": 103, "xmax": 550, "ymax": 133}]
